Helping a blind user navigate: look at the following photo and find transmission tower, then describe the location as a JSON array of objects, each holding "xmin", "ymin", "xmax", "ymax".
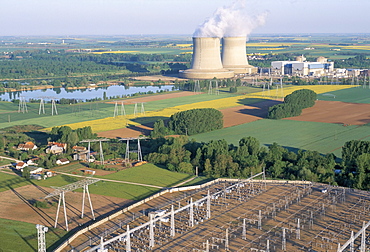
[
  {"xmin": 45, "ymin": 178, "xmax": 100, "ymax": 231},
  {"xmin": 141, "ymin": 102, "xmax": 145, "ymax": 115},
  {"xmin": 18, "ymin": 97, "xmax": 28, "ymax": 113},
  {"xmin": 120, "ymin": 137, "xmax": 147, "ymax": 163},
  {"xmin": 80, "ymin": 138, "xmax": 110, "ymax": 165},
  {"xmin": 51, "ymin": 99, "xmax": 58, "ymax": 116},
  {"xmin": 133, "ymin": 103, "xmax": 138, "ymax": 116},
  {"xmin": 194, "ymin": 80, "xmax": 201, "ymax": 93},
  {"xmin": 39, "ymin": 98, "xmax": 45, "ymax": 114},
  {"xmin": 113, "ymin": 101, "xmax": 119, "ymax": 117},
  {"xmin": 36, "ymin": 224, "xmax": 48, "ymax": 252}
]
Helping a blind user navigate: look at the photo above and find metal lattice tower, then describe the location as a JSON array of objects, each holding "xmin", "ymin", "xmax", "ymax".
[
  {"xmin": 120, "ymin": 137, "xmax": 146, "ymax": 163},
  {"xmin": 121, "ymin": 102, "xmax": 126, "ymax": 116},
  {"xmin": 80, "ymin": 138, "xmax": 110, "ymax": 165},
  {"xmin": 39, "ymin": 98, "xmax": 45, "ymax": 114},
  {"xmin": 113, "ymin": 101, "xmax": 119, "ymax": 117},
  {"xmin": 208, "ymin": 81, "xmax": 213, "ymax": 94},
  {"xmin": 141, "ymin": 102, "xmax": 145, "ymax": 115},
  {"xmin": 36, "ymin": 224, "xmax": 48, "ymax": 252},
  {"xmin": 51, "ymin": 99, "xmax": 58, "ymax": 116},
  {"xmin": 18, "ymin": 97, "xmax": 28, "ymax": 113},
  {"xmin": 194, "ymin": 80, "xmax": 201, "ymax": 93},
  {"xmin": 45, "ymin": 178, "xmax": 100, "ymax": 231},
  {"xmin": 133, "ymin": 103, "xmax": 138, "ymax": 116}
]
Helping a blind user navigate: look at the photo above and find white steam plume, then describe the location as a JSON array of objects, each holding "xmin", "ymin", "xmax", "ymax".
[{"xmin": 193, "ymin": 0, "xmax": 268, "ymax": 38}]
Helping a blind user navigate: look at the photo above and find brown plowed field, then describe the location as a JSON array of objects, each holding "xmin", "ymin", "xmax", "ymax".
[
  {"xmin": 221, "ymin": 99, "xmax": 281, "ymax": 127},
  {"xmin": 284, "ymin": 100, "xmax": 370, "ymax": 125},
  {"xmin": 0, "ymin": 184, "xmax": 132, "ymax": 229},
  {"xmin": 98, "ymin": 99, "xmax": 281, "ymax": 138}
]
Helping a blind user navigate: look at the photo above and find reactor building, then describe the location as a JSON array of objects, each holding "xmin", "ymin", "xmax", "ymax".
[{"xmin": 179, "ymin": 36, "xmax": 256, "ymax": 79}]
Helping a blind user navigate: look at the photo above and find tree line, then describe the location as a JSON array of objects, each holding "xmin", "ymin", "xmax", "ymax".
[{"xmin": 268, "ymin": 89, "xmax": 317, "ymax": 119}]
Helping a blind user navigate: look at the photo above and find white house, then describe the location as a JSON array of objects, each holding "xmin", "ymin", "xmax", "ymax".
[{"xmin": 56, "ymin": 159, "xmax": 70, "ymax": 165}]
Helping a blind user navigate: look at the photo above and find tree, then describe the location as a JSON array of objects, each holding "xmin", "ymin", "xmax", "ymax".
[
  {"xmin": 168, "ymin": 108, "xmax": 223, "ymax": 135},
  {"xmin": 22, "ymin": 167, "xmax": 30, "ymax": 179}
]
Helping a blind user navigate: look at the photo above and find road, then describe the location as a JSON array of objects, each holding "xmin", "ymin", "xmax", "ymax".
[
  {"xmin": 0, "ymin": 155, "xmax": 22, "ymax": 163},
  {"xmin": 56, "ymin": 171, "xmax": 164, "ymax": 189}
]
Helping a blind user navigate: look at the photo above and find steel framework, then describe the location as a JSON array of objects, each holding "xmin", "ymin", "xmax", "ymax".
[
  {"xmin": 45, "ymin": 178, "xmax": 100, "ymax": 231},
  {"xmin": 36, "ymin": 224, "xmax": 48, "ymax": 252},
  {"xmin": 120, "ymin": 137, "xmax": 147, "ymax": 163},
  {"xmin": 80, "ymin": 138, "xmax": 110, "ymax": 165}
]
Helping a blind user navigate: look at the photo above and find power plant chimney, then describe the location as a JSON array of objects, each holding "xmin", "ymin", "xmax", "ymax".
[
  {"xmin": 179, "ymin": 37, "xmax": 234, "ymax": 79},
  {"xmin": 221, "ymin": 36, "xmax": 257, "ymax": 74}
]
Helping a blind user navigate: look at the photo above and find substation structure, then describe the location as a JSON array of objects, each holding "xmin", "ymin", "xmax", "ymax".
[{"xmin": 79, "ymin": 177, "xmax": 370, "ymax": 252}]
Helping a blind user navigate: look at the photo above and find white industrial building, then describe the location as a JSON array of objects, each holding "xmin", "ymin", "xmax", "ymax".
[{"xmin": 271, "ymin": 56, "xmax": 334, "ymax": 77}]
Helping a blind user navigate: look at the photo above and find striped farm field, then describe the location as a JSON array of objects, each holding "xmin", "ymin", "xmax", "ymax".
[
  {"xmin": 193, "ymin": 119, "xmax": 370, "ymax": 158},
  {"xmin": 56, "ymin": 85, "xmax": 353, "ymax": 133}
]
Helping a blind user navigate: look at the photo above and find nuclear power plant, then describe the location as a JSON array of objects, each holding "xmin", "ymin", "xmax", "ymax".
[
  {"xmin": 179, "ymin": 36, "xmax": 256, "ymax": 79},
  {"xmin": 221, "ymin": 36, "xmax": 257, "ymax": 75}
]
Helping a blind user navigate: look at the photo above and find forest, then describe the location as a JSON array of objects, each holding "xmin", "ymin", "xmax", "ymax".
[{"xmin": 146, "ymin": 135, "xmax": 370, "ymax": 190}]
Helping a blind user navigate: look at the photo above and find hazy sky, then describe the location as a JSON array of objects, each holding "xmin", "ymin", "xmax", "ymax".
[{"xmin": 1, "ymin": 0, "xmax": 369, "ymax": 36}]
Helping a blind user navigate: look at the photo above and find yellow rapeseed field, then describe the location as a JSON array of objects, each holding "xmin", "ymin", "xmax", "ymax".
[{"xmin": 53, "ymin": 85, "xmax": 354, "ymax": 133}]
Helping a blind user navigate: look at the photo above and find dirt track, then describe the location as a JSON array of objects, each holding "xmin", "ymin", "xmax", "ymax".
[{"xmin": 284, "ymin": 100, "xmax": 370, "ymax": 125}]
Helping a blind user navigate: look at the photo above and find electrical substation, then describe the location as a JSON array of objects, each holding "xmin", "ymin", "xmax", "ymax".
[{"xmin": 60, "ymin": 172, "xmax": 370, "ymax": 252}]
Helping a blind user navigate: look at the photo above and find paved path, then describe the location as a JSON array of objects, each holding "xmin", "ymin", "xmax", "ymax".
[
  {"xmin": 56, "ymin": 171, "xmax": 164, "ymax": 189},
  {"xmin": 172, "ymin": 176, "xmax": 198, "ymax": 187},
  {"xmin": 0, "ymin": 155, "xmax": 22, "ymax": 163}
]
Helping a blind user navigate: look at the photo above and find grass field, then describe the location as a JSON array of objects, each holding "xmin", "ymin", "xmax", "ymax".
[
  {"xmin": 58, "ymin": 85, "xmax": 353, "ymax": 132},
  {"xmin": 0, "ymin": 89, "xmax": 255, "ymax": 129},
  {"xmin": 318, "ymin": 86, "xmax": 370, "ymax": 103},
  {"xmin": 0, "ymin": 171, "xmax": 82, "ymax": 193},
  {"xmin": 98, "ymin": 163, "xmax": 193, "ymax": 187},
  {"xmin": 193, "ymin": 119, "xmax": 370, "ymax": 158},
  {"xmin": 0, "ymin": 218, "xmax": 67, "ymax": 252}
]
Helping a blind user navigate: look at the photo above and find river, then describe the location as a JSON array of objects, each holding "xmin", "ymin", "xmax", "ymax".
[{"xmin": 0, "ymin": 85, "xmax": 175, "ymax": 101}]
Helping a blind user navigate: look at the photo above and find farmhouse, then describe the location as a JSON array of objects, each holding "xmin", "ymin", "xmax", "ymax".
[
  {"xmin": 26, "ymin": 166, "xmax": 44, "ymax": 174},
  {"xmin": 56, "ymin": 158, "xmax": 70, "ymax": 165},
  {"xmin": 17, "ymin": 142, "xmax": 37, "ymax": 151},
  {"xmin": 46, "ymin": 142, "xmax": 67, "ymax": 154},
  {"xmin": 15, "ymin": 162, "xmax": 27, "ymax": 170}
]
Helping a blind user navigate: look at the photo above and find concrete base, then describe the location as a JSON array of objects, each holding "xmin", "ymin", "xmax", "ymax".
[
  {"xmin": 178, "ymin": 69, "xmax": 234, "ymax": 79},
  {"xmin": 223, "ymin": 65, "xmax": 258, "ymax": 74}
]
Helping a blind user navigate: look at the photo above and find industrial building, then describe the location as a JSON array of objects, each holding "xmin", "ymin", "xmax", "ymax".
[
  {"xmin": 179, "ymin": 36, "xmax": 256, "ymax": 79},
  {"xmin": 271, "ymin": 56, "xmax": 334, "ymax": 77}
]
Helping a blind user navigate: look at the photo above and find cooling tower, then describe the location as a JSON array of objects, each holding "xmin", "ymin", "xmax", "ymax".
[
  {"xmin": 221, "ymin": 36, "xmax": 257, "ymax": 74},
  {"xmin": 179, "ymin": 37, "xmax": 234, "ymax": 79}
]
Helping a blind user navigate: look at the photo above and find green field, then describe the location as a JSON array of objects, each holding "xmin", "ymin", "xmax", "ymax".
[
  {"xmin": 193, "ymin": 119, "xmax": 370, "ymax": 158},
  {"xmin": 0, "ymin": 88, "xmax": 263, "ymax": 129},
  {"xmin": 0, "ymin": 218, "xmax": 67, "ymax": 252},
  {"xmin": 318, "ymin": 86, "xmax": 370, "ymax": 103},
  {"xmin": 98, "ymin": 163, "xmax": 193, "ymax": 187}
]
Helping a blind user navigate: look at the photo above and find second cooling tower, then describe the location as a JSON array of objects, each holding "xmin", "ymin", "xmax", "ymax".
[
  {"xmin": 221, "ymin": 36, "xmax": 257, "ymax": 74},
  {"xmin": 179, "ymin": 37, "xmax": 234, "ymax": 79}
]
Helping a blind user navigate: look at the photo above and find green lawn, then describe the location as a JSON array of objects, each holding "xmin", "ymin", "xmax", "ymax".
[
  {"xmin": 87, "ymin": 181, "xmax": 160, "ymax": 201},
  {"xmin": 318, "ymin": 86, "xmax": 370, "ymax": 104},
  {"xmin": 0, "ymin": 218, "xmax": 67, "ymax": 252},
  {"xmin": 193, "ymin": 119, "xmax": 370, "ymax": 158},
  {"xmin": 97, "ymin": 163, "xmax": 193, "ymax": 187}
]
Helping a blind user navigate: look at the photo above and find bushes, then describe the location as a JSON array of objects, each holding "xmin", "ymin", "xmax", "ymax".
[
  {"xmin": 268, "ymin": 89, "xmax": 317, "ymax": 119},
  {"xmin": 229, "ymin": 86, "xmax": 238, "ymax": 93},
  {"xmin": 168, "ymin": 108, "xmax": 223, "ymax": 135}
]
